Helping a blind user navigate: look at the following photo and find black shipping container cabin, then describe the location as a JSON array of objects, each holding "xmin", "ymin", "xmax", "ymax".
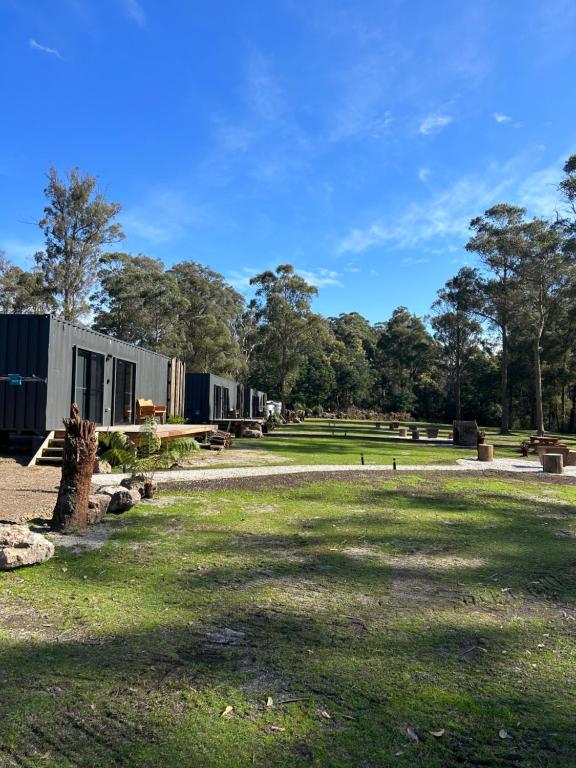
[
  {"xmin": 243, "ymin": 387, "xmax": 267, "ymax": 419},
  {"xmin": 0, "ymin": 314, "xmax": 171, "ymax": 437},
  {"xmin": 184, "ymin": 373, "xmax": 239, "ymax": 423}
]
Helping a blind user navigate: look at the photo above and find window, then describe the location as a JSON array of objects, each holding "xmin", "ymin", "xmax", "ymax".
[
  {"xmin": 74, "ymin": 349, "xmax": 104, "ymax": 423},
  {"xmin": 114, "ymin": 359, "xmax": 136, "ymax": 425}
]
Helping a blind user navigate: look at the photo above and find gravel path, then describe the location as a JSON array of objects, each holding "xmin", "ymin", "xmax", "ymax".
[{"xmin": 92, "ymin": 456, "xmax": 565, "ymax": 487}]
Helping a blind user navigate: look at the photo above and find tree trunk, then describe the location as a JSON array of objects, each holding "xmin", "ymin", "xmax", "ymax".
[
  {"xmin": 50, "ymin": 405, "xmax": 98, "ymax": 532},
  {"xmin": 533, "ymin": 335, "xmax": 545, "ymax": 436},
  {"xmin": 455, "ymin": 327, "xmax": 462, "ymax": 421},
  {"xmin": 500, "ymin": 326, "xmax": 510, "ymax": 434}
]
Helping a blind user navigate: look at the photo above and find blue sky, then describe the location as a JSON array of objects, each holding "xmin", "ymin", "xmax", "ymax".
[{"xmin": 1, "ymin": 0, "xmax": 575, "ymax": 322}]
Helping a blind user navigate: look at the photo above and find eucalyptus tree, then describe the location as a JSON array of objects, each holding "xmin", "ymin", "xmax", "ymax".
[
  {"xmin": 375, "ymin": 307, "xmax": 439, "ymax": 415},
  {"xmin": 249, "ymin": 264, "xmax": 318, "ymax": 411},
  {"xmin": 466, "ymin": 204, "xmax": 526, "ymax": 432},
  {"xmin": 432, "ymin": 268, "xmax": 483, "ymax": 420},
  {"xmin": 35, "ymin": 168, "xmax": 124, "ymax": 321},
  {"xmin": 0, "ymin": 263, "xmax": 56, "ymax": 314},
  {"xmin": 169, "ymin": 261, "xmax": 244, "ymax": 376},
  {"xmin": 92, "ymin": 253, "xmax": 187, "ymax": 355},
  {"xmin": 516, "ymin": 218, "xmax": 573, "ymax": 435}
]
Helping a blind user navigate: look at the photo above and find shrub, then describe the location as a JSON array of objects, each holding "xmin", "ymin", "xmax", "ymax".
[
  {"xmin": 167, "ymin": 415, "xmax": 187, "ymax": 424},
  {"xmin": 162, "ymin": 437, "xmax": 201, "ymax": 462},
  {"xmin": 98, "ymin": 431, "xmax": 136, "ymax": 468}
]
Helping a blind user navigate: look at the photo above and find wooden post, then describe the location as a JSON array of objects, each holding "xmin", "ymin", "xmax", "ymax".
[
  {"xmin": 542, "ymin": 453, "xmax": 563, "ymax": 474},
  {"xmin": 477, "ymin": 444, "xmax": 494, "ymax": 462},
  {"xmin": 50, "ymin": 403, "xmax": 98, "ymax": 532}
]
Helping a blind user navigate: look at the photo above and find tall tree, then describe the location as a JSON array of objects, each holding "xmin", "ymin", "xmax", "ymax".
[
  {"xmin": 432, "ymin": 268, "xmax": 483, "ymax": 420},
  {"xmin": 92, "ymin": 253, "xmax": 186, "ymax": 355},
  {"xmin": 375, "ymin": 307, "xmax": 439, "ymax": 416},
  {"xmin": 249, "ymin": 264, "xmax": 317, "ymax": 411},
  {"xmin": 329, "ymin": 313, "xmax": 375, "ymax": 409},
  {"xmin": 516, "ymin": 218, "xmax": 573, "ymax": 435},
  {"xmin": 466, "ymin": 204, "xmax": 526, "ymax": 433},
  {"xmin": 169, "ymin": 261, "xmax": 244, "ymax": 376},
  {"xmin": 35, "ymin": 168, "xmax": 124, "ymax": 321}
]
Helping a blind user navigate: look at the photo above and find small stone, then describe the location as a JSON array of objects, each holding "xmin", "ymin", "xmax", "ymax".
[
  {"xmin": 0, "ymin": 525, "xmax": 55, "ymax": 570},
  {"xmin": 94, "ymin": 459, "xmax": 112, "ymax": 474}
]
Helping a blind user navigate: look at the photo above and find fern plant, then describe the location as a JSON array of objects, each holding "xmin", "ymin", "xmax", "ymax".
[{"xmin": 98, "ymin": 431, "xmax": 136, "ymax": 468}]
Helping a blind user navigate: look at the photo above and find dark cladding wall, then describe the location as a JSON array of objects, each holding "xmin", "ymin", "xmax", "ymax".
[
  {"xmin": 0, "ymin": 314, "xmax": 170, "ymax": 432},
  {"xmin": 0, "ymin": 314, "xmax": 50, "ymax": 431},
  {"xmin": 45, "ymin": 317, "xmax": 170, "ymax": 430},
  {"xmin": 185, "ymin": 373, "xmax": 238, "ymax": 422}
]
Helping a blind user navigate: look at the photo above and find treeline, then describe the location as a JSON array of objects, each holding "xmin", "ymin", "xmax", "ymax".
[{"xmin": 1, "ymin": 158, "xmax": 575, "ymax": 433}]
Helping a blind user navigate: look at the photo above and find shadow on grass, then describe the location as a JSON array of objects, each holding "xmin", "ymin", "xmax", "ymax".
[{"xmin": 2, "ymin": 475, "xmax": 576, "ymax": 766}]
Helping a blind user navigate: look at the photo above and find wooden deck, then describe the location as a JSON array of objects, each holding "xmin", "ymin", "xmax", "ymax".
[{"xmin": 94, "ymin": 424, "xmax": 217, "ymax": 443}]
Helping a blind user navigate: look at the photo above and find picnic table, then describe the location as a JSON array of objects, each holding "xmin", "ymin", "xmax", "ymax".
[{"xmin": 529, "ymin": 436, "xmax": 560, "ymax": 446}]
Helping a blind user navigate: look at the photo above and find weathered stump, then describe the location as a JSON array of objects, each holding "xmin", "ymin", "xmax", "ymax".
[
  {"xmin": 477, "ymin": 444, "xmax": 494, "ymax": 462},
  {"xmin": 398, "ymin": 428, "xmax": 408, "ymax": 437},
  {"xmin": 50, "ymin": 405, "xmax": 98, "ymax": 532},
  {"xmin": 542, "ymin": 453, "xmax": 563, "ymax": 474}
]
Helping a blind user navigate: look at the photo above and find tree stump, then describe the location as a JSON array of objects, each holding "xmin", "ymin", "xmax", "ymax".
[
  {"xmin": 50, "ymin": 404, "xmax": 98, "ymax": 532},
  {"xmin": 542, "ymin": 453, "xmax": 563, "ymax": 474},
  {"xmin": 477, "ymin": 444, "xmax": 494, "ymax": 462},
  {"xmin": 398, "ymin": 428, "xmax": 408, "ymax": 437}
]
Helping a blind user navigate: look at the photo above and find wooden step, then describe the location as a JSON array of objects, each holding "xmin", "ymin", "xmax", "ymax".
[{"xmin": 36, "ymin": 456, "xmax": 62, "ymax": 466}]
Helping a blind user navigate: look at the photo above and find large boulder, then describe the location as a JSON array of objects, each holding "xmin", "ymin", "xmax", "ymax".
[
  {"xmin": 96, "ymin": 486, "xmax": 141, "ymax": 514},
  {"xmin": 87, "ymin": 493, "xmax": 111, "ymax": 524},
  {"xmin": 94, "ymin": 459, "xmax": 112, "ymax": 474},
  {"xmin": 0, "ymin": 525, "xmax": 55, "ymax": 570}
]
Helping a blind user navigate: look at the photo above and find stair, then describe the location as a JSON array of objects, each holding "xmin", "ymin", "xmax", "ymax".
[{"xmin": 30, "ymin": 431, "xmax": 65, "ymax": 467}]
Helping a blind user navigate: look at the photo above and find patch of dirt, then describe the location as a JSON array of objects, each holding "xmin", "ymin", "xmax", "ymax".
[
  {"xmin": 179, "ymin": 446, "xmax": 294, "ymax": 468},
  {"xmin": 0, "ymin": 456, "xmax": 60, "ymax": 523},
  {"xmin": 43, "ymin": 525, "xmax": 116, "ymax": 552}
]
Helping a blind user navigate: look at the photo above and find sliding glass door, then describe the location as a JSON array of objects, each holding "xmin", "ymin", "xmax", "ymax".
[
  {"xmin": 74, "ymin": 349, "xmax": 104, "ymax": 423},
  {"xmin": 114, "ymin": 359, "xmax": 136, "ymax": 425}
]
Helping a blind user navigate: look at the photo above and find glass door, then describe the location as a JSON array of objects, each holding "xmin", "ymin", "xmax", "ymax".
[
  {"xmin": 114, "ymin": 359, "xmax": 136, "ymax": 424},
  {"xmin": 74, "ymin": 349, "xmax": 104, "ymax": 423}
]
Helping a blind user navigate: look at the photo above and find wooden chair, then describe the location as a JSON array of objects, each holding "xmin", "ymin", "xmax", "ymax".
[{"xmin": 136, "ymin": 399, "xmax": 166, "ymax": 424}]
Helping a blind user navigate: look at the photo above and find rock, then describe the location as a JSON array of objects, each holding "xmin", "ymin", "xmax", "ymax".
[
  {"xmin": 94, "ymin": 459, "xmax": 112, "ymax": 474},
  {"xmin": 96, "ymin": 486, "xmax": 141, "ymax": 513},
  {"xmin": 87, "ymin": 493, "xmax": 111, "ymax": 524},
  {"xmin": 0, "ymin": 524, "xmax": 55, "ymax": 570},
  {"xmin": 243, "ymin": 428, "xmax": 263, "ymax": 438},
  {"xmin": 120, "ymin": 476, "xmax": 144, "ymax": 495}
]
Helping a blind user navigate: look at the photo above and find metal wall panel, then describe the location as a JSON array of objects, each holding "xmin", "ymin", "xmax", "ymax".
[{"xmin": 0, "ymin": 314, "xmax": 49, "ymax": 431}]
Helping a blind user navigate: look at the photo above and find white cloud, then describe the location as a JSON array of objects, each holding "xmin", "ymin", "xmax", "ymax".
[
  {"xmin": 123, "ymin": 0, "xmax": 146, "ymax": 27},
  {"xmin": 299, "ymin": 268, "xmax": 342, "ymax": 288},
  {"xmin": 29, "ymin": 38, "xmax": 61, "ymax": 58},
  {"xmin": 418, "ymin": 167, "xmax": 431, "ymax": 182},
  {"xmin": 419, "ymin": 114, "xmax": 453, "ymax": 135},
  {"xmin": 336, "ymin": 150, "xmax": 570, "ymax": 255},
  {"xmin": 493, "ymin": 112, "xmax": 512, "ymax": 123}
]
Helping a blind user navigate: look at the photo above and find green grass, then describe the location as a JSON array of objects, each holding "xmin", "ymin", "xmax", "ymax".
[
  {"xmin": 1, "ymin": 474, "xmax": 576, "ymax": 766},
  {"xmin": 235, "ymin": 435, "xmax": 474, "ymax": 466}
]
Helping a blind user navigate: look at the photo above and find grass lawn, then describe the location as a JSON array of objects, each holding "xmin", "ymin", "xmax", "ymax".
[
  {"xmin": 234, "ymin": 435, "xmax": 474, "ymax": 466},
  {"xmin": 1, "ymin": 474, "xmax": 576, "ymax": 766}
]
